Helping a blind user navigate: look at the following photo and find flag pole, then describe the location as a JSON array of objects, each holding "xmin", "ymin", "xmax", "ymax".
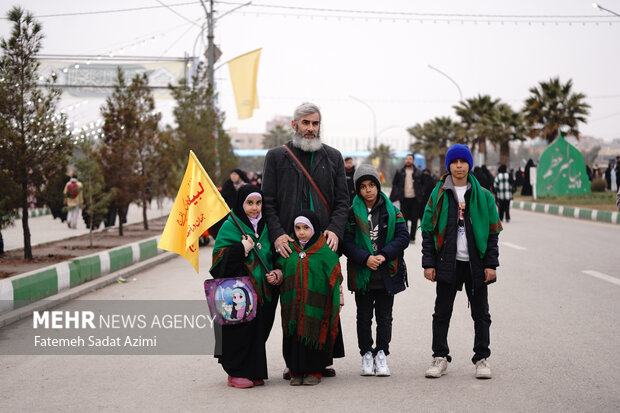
[
  {"xmin": 226, "ymin": 211, "xmax": 271, "ymax": 274},
  {"xmin": 187, "ymin": 150, "xmax": 270, "ymax": 272}
]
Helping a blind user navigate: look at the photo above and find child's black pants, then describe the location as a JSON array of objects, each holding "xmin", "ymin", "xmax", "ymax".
[{"xmin": 355, "ymin": 289, "xmax": 394, "ymax": 356}]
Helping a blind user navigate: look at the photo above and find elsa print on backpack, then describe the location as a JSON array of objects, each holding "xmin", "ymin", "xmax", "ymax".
[{"xmin": 205, "ymin": 277, "xmax": 257, "ymax": 324}]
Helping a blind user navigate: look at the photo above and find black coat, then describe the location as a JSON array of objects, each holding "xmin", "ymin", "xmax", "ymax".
[
  {"xmin": 421, "ymin": 180, "xmax": 499, "ymax": 291},
  {"xmin": 390, "ymin": 166, "xmax": 423, "ymax": 202},
  {"xmin": 473, "ymin": 166, "xmax": 493, "ymax": 191},
  {"xmin": 419, "ymin": 173, "xmax": 438, "ymax": 208},
  {"xmin": 261, "ymin": 141, "xmax": 350, "ymax": 243},
  {"xmin": 345, "ymin": 167, "xmax": 356, "ymax": 203},
  {"xmin": 341, "ymin": 197, "xmax": 409, "ymax": 295}
]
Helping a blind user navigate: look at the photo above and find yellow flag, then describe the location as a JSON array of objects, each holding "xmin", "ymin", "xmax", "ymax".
[
  {"xmin": 158, "ymin": 151, "xmax": 229, "ymax": 273},
  {"xmin": 228, "ymin": 48, "xmax": 261, "ymax": 120}
]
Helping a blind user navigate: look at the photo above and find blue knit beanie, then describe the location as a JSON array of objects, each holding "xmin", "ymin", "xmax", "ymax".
[{"xmin": 445, "ymin": 144, "xmax": 473, "ymax": 172}]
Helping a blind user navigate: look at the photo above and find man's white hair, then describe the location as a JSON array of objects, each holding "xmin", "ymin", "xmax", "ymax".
[
  {"xmin": 291, "ymin": 102, "xmax": 323, "ymax": 152},
  {"xmin": 293, "ymin": 102, "xmax": 321, "ymax": 122}
]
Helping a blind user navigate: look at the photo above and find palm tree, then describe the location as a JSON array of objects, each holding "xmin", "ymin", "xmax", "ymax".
[
  {"xmin": 454, "ymin": 95, "xmax": 499, "ymax": 164},
  {"xmin": 366, "ymin": 144, "xmax": 394, "ymax": 182},
  {"xmin": 408, "ymin": 116, "xmax": 459, "ymax": 174},
  {"xmin": 489, "ymin": 103, "xmax": 526, "ymax": 167},
  {"xmin": 408, "ymin": 123, "xmax": 434, "ymax": 169},
  {"xmin": 262, "ymin": 124, "xmax": 292, "ymax": 149},
  {"xmin": 522, "ymin": 77, "xmax": 590, "ymax": 144}
]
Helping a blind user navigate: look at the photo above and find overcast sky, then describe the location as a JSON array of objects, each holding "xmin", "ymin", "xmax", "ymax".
[{"xmin": 1, "ymin": 0, "xmax": 619, "ymax": 151}]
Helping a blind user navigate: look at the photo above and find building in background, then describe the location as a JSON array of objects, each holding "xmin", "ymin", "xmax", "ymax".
[
  {"xmin": 227, "ymin": 128, "xmax": 264, "ymax": 149},
  {"xmin": 228, "ymin": 115, "xmax": 293, "ymax": 149},
  {"xmin": 265, "ymin": 115, "xmax": 292, "ymax": 132}
]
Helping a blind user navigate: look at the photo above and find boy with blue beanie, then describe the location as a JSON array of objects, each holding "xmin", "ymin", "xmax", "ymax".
[{"xmin": 420, "ymin": 144, "xmax": 502, "ymax": 379}]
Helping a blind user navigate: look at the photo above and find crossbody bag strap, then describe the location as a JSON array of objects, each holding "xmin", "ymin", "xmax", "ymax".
[{"xmin": 282, "ymin": 144, "xmax": 332, "ymax": 215}]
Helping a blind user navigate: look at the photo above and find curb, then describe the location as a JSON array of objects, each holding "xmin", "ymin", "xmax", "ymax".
[
  {"xmin": 3, "ymin": 207, "xmax": 50, "ymax": 221},
  {"xmin": 10, "ymin": 207, "xmax": 51, "ymax": 219},
  {"xmin": 0, "ymin": 251, "xmax": 176, "ymax": 328},
  {"xmin": 511, "ymin": 201, "xmax": 620, "ymax": 225},
  {"xmin": 0, "ymin": 235, "xmax": 169, "ymax": 316},
  {"xmin": 25, "ymin": 208, "xmax": 51, "ymax": 218}
]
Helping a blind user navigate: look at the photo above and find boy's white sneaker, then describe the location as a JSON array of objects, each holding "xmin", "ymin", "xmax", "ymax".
[
  {"xmin": 361, "ymin": 351, "xmax": 375, "ymax": 376},
  {"xmin": 425, "ymin": 357, "xmax": 448, "ymax": 378},
  {"xmin": 374, "ymin": 350, "xmax": 391, "ymax": 376},
  {"xmin": 475, "ymin": 358, "xmax": 492, "ymax": 379}
]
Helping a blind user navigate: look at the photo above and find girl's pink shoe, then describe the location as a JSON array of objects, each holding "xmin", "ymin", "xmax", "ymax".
[
  {"xmin": 227, "ymin": 376, "xmax": 254, "ymax": 388},
  {"xmin": 252, "ymin": 379, "xmax": 265, "ymax": 386}
]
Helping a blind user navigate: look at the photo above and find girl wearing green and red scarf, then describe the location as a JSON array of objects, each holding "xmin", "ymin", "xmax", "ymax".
[
  {"xmin": 277, "ymin": 209, "xmax": 342, "ymax": 386},
  {"xmin": 420, "ymin": 144, "xmax": 502, "ymax": 380},
  {"xmin": 210, "ymin": 185, "xmax": 282, "ymax": 389}
]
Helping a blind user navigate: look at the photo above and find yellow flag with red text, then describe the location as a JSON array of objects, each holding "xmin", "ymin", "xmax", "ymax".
[
  {"xmin": 158, "ymin": 151, "xmax": 229, "ymax": 273},
  {"xmin": 228, "ymin": 48, "xmax": 261, "ymax": 120}
]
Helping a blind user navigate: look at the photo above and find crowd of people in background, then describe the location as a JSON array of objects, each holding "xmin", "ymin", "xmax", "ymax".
[{"xmin": 46, "ymin": 135, "xmax": 619, "ymax": 236}]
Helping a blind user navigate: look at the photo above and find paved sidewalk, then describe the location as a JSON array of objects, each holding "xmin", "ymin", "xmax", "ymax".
[{"xmin": 3, "ymin": 199, "xmax": 173, "ymax": 252}]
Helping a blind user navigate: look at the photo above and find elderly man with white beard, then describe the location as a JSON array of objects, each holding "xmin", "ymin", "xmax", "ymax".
[
  {"xmin": 262, "ymin": 102, "xmax": 349, "ymax": 257},
  {"xmin": 261, "ymin": 101, "xmax": 349, "ymax": 379}
]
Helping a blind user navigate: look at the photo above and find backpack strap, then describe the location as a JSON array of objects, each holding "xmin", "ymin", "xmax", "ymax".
[{"xmin": 282, "ymin": 144, "xmax": 332, "ymax": 215}]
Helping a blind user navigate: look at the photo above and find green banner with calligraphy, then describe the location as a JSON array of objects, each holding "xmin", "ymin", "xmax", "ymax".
[{"xmin": 536, "ymin": 132, "xmax": 590, "ymax": 196}]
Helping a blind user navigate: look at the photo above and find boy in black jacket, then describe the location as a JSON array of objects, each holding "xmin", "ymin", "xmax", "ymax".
[
  {"xmin": 341, "ymin": 164, "xmax": 409, "ymax": 377},
  {"xmin": 420, "ymin": 144, "xmax": 502, "ymax": 379}
]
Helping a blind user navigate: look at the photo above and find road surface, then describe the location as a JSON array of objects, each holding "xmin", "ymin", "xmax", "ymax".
[{"xmin": 0, "ymin": 209, "xmax": 619, "ymax": 412}]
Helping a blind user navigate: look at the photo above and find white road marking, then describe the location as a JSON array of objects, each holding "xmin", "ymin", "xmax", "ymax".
[
  {"xmin": 500, "ymin": 242, "xmax": 527, "ymax": 251},
  {"xmin": 582, "ymin": 270, "xmax": 620, "ymax": 287}
]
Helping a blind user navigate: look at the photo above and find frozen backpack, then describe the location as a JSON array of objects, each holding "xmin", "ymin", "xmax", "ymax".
[{"xmin": 204, "ymin": 276, "xmax": 258, "ymax": 325}]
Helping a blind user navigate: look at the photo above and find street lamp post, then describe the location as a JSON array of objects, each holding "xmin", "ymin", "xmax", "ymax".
[
  {"xmin": 426, "ymin": 63, "xmax": 463, "ymax": 102},
  {"xmin": 349, "ymin": 95, "xmax": 377, "ymax": 149},
  {"xmin": 198, "ymin": 0, "xmax": 253, "ymax": 183},
  {"xmin": 592, "ymin": 2, "xmax": 620, "ymax": 18}
]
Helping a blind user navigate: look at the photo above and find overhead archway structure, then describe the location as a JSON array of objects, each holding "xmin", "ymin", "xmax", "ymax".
[{"xmin": 36, "ymin": 54, "xmax": 197, "ymax": 138}]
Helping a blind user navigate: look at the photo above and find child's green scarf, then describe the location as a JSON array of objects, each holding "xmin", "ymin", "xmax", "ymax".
[
  {"xmin": 420, "ymin": 173, "xmax": 502, "ymax": 258},
  {"xmin": 346, "ymin": 192, "xmax": 405, "ymax": 294},
  {"xmin": 211, "ymin": 211, "xmax": 273, "ymax": 303}
]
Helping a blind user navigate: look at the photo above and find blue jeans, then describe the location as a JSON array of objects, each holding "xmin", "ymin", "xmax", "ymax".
[{"xmin": 355, "ymin": 289, "xmax": 394, "ymax": 356}]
